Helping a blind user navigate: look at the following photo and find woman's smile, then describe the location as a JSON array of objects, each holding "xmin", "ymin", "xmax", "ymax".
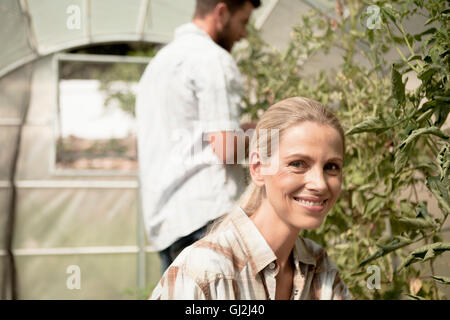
[{"xmin": 292, "ymin": 196, "xmax": 328, "ymax": 212}]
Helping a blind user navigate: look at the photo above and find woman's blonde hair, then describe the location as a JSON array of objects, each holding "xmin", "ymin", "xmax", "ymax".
[{"xmin": 207, "ymin": 96, "xmax": 345, "ymax": 234}]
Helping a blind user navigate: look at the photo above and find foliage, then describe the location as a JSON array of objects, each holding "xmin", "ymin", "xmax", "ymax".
[
  {"xmin": 96, "ymin": 47, "xmax": 156, "ymax": 117},
  {"xmin": 235, "ymin": 0, "xmax": 449, "ymax": 299}
]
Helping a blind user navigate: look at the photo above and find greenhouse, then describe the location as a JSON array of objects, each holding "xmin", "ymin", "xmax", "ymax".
[{"xmin": 0, "ymin": 0, "xmax": 449, "ymax": 300}]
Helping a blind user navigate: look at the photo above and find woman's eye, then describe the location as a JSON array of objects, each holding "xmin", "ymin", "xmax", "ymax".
[
  {"xmin": 289, "ymin": 160, "xmax": 306, "ymax": 169},
  {"xmin": 325, "ymin": 163, "xmax": 341, "ymax": 173}
]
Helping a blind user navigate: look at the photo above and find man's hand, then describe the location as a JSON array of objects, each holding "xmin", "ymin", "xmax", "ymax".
[{"xmin": 207, "ymin": 121, "xmax": 257, "ymax": 164}]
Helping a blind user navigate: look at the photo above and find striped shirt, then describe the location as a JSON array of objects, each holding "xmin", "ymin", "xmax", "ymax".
[{"xmin": 150, "ymin": 206, "xmax": 352, "ymax": 300}]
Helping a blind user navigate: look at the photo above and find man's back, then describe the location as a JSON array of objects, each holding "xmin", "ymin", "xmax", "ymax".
[{"xmin": 136, "ymin": 23, "xmax": 246, "ymax": 252}]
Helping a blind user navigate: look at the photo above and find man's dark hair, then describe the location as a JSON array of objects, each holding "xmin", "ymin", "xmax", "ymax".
[{"xmin": 194, "ymin": 0, "xmax": 261, "ymax": 18}]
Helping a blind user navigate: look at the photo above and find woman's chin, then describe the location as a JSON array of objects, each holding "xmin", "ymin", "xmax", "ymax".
[{"xmin": 295, "ymin": 215, "xmax": 326, "ymax": 230}]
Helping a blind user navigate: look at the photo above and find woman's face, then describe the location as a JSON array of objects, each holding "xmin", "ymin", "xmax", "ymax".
[{"xmin": 255, "ymin": 121, "xmax": 344, "ymax": 231}]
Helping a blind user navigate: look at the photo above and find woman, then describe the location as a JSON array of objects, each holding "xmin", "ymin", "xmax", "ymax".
[{"xmin": 150, "ymin": 97, "xmax": 352, "ymax": 300}]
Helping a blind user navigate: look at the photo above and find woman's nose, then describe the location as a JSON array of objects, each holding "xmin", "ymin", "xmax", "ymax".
[{"xmin": 305, "ymin": 167, "xmax": 327, "ymax": 192}]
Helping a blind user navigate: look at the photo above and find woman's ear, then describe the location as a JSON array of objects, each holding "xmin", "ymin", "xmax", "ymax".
[{"xmin": 249, "ymin": 151, "xmax": 265, "ymax": 187}]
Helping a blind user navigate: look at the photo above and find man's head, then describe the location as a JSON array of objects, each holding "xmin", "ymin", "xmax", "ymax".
[{"xmin": 194, "ymin": 0, "xmax": 261, "ymax": 51}]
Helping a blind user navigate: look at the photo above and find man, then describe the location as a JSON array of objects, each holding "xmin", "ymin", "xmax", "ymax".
[{"xmin": 136, "ymin": 0, "xmax": 261, "ymax": 273}]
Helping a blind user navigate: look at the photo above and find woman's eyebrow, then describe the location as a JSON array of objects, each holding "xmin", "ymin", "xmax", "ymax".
[{"xmin": 284, "ymin": 153, "xmax": 343, "ymax": 162}]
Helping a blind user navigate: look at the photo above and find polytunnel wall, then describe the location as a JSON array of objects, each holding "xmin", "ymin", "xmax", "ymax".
[{"xmin": 0, "ymin": 55, "xmax": 162, "ymax": 299}]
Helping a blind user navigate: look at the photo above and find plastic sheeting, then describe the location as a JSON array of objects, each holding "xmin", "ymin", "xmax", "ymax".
[
  {"xmin": 0, "ymin": 190, "xmax": 11, "ymax": 252},
  {"xmin": 14, "ymin": 253, "xmax": 160, "ymax": 299},
  {"xmin": 0, "ymin": 0, "xmax": 36, "ymax": 79},
  {"xmin": 14, "ymin": 188, "xmax": 138, "ymax": 248},
  {"xmin": 0, "ymin": 0, "xmax": 284, "ymax": 78},
  {"xmin": 16, "ymin": 254, "xmax": 137, "ymax": 299},
  {"xmin": 0, "ymin": 0, "xmax": 197, "ymax": 77},
  {"xmin": 0, "ymin": 53, "xmax": 161, "ymax": 299}
]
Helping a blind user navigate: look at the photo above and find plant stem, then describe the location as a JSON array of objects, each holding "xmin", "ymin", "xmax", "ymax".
[
  {"xmin": 394, "ymin": 22, "xmax": 423, "ymax": 70},
  {"xmin": 385, "ymin": 24, "xmax": 420, "ymax": 73},
  {"xmin": 423, "ymin": 237, "xmax": 440, "ymax": 299}
]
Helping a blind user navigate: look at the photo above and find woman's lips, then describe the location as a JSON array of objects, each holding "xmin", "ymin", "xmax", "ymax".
[{"xmin": 292, "ymin": 196, "xmax": 327, "ymax": 211}]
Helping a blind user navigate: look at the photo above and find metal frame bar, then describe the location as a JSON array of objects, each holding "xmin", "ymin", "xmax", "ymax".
[
  {"xmin": 0, "ymin": 119, "xmax": 22, "ymax": 126},
  {"xmin": 19, "ymin": 0, "xmax": 40, "ymax": 55},
  {"xmin": 137, "ymin": 0, "xmax": 151, "ymax": 40},
  {"xmin": 254, "ymin": 0, "xmax": 279, "ymax": 30},
  {"xmin": 56, "ymin": 52, "xmax": 151, "ymax": 64},
  {"xmin": 13, "ymin": 180, "xmax": 139, "ymax": 189},
  {"xmin": 83, "ymin": 0, "xmax": 92, "ymax": 43},
  {"xmin": 137, "ymin": 176, "xmax": 146, "ymax": 290},
  {"xmin": 4, "ymin": 246, "xmax": 139, "ymax": 256},
  {"xmin": 0, "ymin": 246, "xmax": 158, "ymax": 257},
  {"xmin": 301, "ymin": 0, "xmax": 336, "ymax": 16},
  {"xmin": 0, "ymin": 180, "xmax": 139, "ymax": 189}
]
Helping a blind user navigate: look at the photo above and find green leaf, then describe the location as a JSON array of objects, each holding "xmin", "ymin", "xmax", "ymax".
[
  {"xmin": 407, "ymin": 54, "xmax": 422, "ymax": 62},
  {"xmin": 426, "ymin": 176, "xmax": 450, "ymax": 216},
  {"xmin": 437, "ymin": 143, "xmax": 449, "ymax": 182},
  {"xmin": 351, "ymin": 191, "xmax": 365, "ymax": 213},
  {"xmin": 346, "ymin": 117, "xmax": 390, "ymax": 135},
  {"xmin": 365, "ymin": 197, "xmax": 385, "ymax": 217},
  {"xmin": 391, "ymin": 66, "xmax": 405, "ymax": 107},
  {"xmin": 398, "ymin": 242, "xmax": 450, "ymax": 270},
  {"xmin": 434, "ymin": 104, "xmax": 450, "ymax": 127},
  {"xmin": 395, "ymin": 217, "xmax": 435, "ymax": 230},
  {"xmin": 431, "ymin": 275, "xmax": 450, "ymax": 285},
  {"xmin": 413, "ymin": 27, "xmax": 437, "ymax": 41},
  {"xmin": 417, "ymin": 67, "xmax": 436, "ymax": 83},
  {"xmin": 424, "ymin": 17, "xmax": 437, "ymax": 26},
  {"xmin": 415, "ymin": 201, "xmax": 431, "ymax": 220},
  {"xmin": 380, "ymin": 6, "xmax": 397, "ymax": 23},
  {"xmin": 398, "ymin": 127, "xmax": 449, "ymax": 151},
  {"xmin": 359, "ymin": 235, "xmax": 413, "ymax": 267},
  {"xmin": 394, "ymin": 143, "xmax": 413, "ymax": 174}
]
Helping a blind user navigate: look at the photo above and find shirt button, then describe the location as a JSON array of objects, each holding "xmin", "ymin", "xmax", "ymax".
[{"xmin": 269, "ymin": 262, "xmax": 276, "ymax": 270}]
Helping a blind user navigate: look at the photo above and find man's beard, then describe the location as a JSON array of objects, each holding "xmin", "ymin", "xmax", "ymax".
[{"xmin": 216, "ymin": 21, "xmax": 234, "ymax": 52}]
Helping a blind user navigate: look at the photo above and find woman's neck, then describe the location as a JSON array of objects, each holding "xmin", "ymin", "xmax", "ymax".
[{"xmin": 249, "ymin": 199, "xmax": 300, "ymax": 269}]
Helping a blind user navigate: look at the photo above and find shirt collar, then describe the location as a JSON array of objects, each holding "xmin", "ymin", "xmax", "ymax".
[
  {"xmin": 174, "ymin": 22, "xmax": 211, "ymax": 41},
  {"xmin": 230, "ymin": 206, "xmax": 316, "ymax": 276}
]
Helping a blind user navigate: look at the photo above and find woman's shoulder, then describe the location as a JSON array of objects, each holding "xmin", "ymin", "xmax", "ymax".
[{"xmin": 172, "ymin": 228, "xmax": 245, "ymax": 281}]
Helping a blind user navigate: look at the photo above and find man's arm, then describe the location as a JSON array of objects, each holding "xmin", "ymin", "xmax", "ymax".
[{"xmin": 207, "ymin": 121, "xmax": 257, "ymax": 164}]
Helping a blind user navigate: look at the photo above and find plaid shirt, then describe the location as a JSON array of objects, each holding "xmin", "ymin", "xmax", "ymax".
[{"xmin": 150, "ymin": 206, "xmax": 352, "ymax": 300}]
